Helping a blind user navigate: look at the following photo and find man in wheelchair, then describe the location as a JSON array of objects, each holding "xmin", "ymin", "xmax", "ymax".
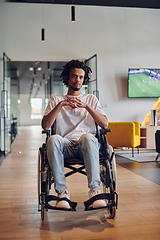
[{"xmin": 41, "ymin": 59, "xmax": 109, "ymax": 210}]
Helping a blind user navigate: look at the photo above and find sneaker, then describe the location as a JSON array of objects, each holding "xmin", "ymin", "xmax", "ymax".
[
  {"xmin": 56, "ymin": 191, "xmax": 70, "ymax": 209},
  {"xmin": 89, "ymin": 189, "xmax": 106, "ymax": 209}
]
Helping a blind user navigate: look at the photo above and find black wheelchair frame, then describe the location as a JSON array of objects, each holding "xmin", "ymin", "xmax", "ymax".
[{"xmin": 38, "ymin": 126, "xmax": 118, "ymax": 220}]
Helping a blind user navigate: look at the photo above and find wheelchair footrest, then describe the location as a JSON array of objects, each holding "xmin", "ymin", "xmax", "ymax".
[
  {"xmin": 83, "ymin": 193, "xmax": 116, "ymax": 211},
  {"xmin": 46, "ymin": 195, "xmax": 77, "ymax": 211}
]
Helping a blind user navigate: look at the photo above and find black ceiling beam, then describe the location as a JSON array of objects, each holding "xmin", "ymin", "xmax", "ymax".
[{"xmin": 5, "ymin": 0, "xmax": 160, "ymax": 9}]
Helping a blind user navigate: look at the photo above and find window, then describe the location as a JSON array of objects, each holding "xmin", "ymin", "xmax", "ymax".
[{"xmin": 31, "ymin": 98, "xmax": 42, "ymax": 119}]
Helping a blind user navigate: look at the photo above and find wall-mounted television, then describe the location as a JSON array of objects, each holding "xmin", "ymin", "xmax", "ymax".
[{"xmin": 128, "ymin": 68, "xmax": 160, "ymax": 98}]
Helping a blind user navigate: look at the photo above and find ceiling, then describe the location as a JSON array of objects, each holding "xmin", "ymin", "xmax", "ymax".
[
  {"xmin": 4, "ymin": 0, "xmax": 160, "ymax": 9},
  {"xmin": 4, "ymin": 0, "xmax": 160, "ymax": 98}
]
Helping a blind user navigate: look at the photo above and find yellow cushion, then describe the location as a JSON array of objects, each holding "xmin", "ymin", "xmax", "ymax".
[{"xmin": 107, "ymin": 122, "xmax": 140, "ymax": 148}]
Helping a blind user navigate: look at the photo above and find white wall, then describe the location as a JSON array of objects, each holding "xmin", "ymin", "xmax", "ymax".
[{"xmin": 0, "ymin": 3, "xmax": 160, "ymax": 125}]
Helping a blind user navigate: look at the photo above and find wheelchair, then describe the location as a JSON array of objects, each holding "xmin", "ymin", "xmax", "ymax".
[{"xmin": 38, "ymin": 125, "xmax": 118, "ymax": 220}]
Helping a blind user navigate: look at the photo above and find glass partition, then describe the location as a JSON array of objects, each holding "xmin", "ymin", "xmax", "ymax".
[
  {"xmin": 85, "ymin": 54, "xmax": 99, "ymax": 99},
  {"xmin": 51, "ymin": 69, "xmax": 67, "ymax": 97},
  {"xmin": 1, "ymin": 53, "xmax": 11, "ymax": 155}
]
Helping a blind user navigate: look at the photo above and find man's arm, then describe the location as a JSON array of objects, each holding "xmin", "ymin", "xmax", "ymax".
[
  {"xmin": 42, "ymin": 99, "xmax": 73, "ymax": 130},
  {"xmin": 67, "ymin": 97, "xmax": 108, "ymax": 129},
  {"xmin": 41, "ymin": 102, "xmax": 62, "ymax": 130},
  {"xmin": 85, "ymin": 104, "xmax": 108, "ymax": 129}
]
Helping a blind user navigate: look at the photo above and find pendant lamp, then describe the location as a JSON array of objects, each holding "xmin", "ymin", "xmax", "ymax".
[
  {"xmin": 41, "ymin": 28, "xmax": 45, "ymax": 42},
  {"xmin": 71, "ymin": 6, "xmax": 75, "ymax": 22}
]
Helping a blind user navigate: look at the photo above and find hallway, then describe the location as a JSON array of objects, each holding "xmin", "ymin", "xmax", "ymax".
[{"xmin": 0, "ymin": 126, "xmax": 160, "ymax": 240}]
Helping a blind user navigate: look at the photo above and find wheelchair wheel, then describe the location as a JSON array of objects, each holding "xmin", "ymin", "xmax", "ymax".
[
  {"xmin": 101, "ymin": 164, "xmax": 110, "ymax": 194},
  {"xmin": 41, "ymin": 202, "xmax": 45, "ymax": 220},
  {"xmin": 106, "ymin": 159, "xmax": 117, "ymax": 219},
  {"xmin": 108, "ymin": 144, "xmax": 117, "ymax": 191},
  {"xmin": 38, "ymin": 146, "xmax": 45, "ymax": 220},
  {"xmin": 100, "ymin": 158, "xmax": 117, "ymax": 219},
  {"xmin": 109, "ymin": 205, "xmax": 116, "ymax": 219}
]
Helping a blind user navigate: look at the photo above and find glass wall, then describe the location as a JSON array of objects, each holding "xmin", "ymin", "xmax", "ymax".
[
  {"xmin": 1, "ymin": 53, "xmax": 11, "ymax": 155},
  {"xmin": 85, "ymin": 54, "xmax": 98, "ymax": 99},
  {"xmin": 11, "ymin": 68, "xmax": 19, "ymax": 121}
]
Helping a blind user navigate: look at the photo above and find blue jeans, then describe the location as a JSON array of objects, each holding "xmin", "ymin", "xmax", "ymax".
[{"xmin": 47, "ymin": 133, "xmax": 100, "ymax": 194}]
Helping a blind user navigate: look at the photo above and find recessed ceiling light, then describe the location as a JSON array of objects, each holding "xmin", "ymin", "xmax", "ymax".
[
  {"xmin": 37, "ymin": 67, "xmax": 42, "ymax": 71},
  {"xmin": 29, "ymin": 67, "xmax": 33, "ymax": 71}
]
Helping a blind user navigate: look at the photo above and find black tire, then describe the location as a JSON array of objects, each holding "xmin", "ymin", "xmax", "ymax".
[
  {"xmin": 38, "ymin": 147, "xmax": 45, "ymax": 220},
  {"xmin": 38, "ymin": 148, "xmax": 41, "ymax": 207},
  {"xmin": 109, "ymin": 205, "xmax": 116, "ymax": 219},
  {"xmin": 41, "ymin": 202, "xmax": 45, "ymax": 220},
  {"xmin": 101, "ymin": 159, "xmax": 116, "ymax": 218},
  {"xmin": 108, "ymin": 144, "xmax": 117, "ymax": 191}
]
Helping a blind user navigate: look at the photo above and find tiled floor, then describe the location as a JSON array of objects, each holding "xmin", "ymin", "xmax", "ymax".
[{"xmin": 0, "ymin": 125, "xmax": 160, "ymax": 240}]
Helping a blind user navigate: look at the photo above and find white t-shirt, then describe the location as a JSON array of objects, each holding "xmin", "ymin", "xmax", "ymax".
[{"xmin": 44, "ymin": 94, "xmax": 106, "ymax": 140}]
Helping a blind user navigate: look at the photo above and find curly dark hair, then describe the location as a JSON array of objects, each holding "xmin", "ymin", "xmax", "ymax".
[{"xmin": 60, "ymin": 59, "xmax": 92, "ymax": 87}]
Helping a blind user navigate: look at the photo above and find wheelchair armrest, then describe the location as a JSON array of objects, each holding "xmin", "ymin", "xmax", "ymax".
[
  {"xmin": 42, "ymin": 129, "xmax": 50, "ymax": 134},
  {"xmin": 100, "ymin": 128, "xmax": 111, "ymax": 135},
  {"xmin": 42, "ymin": 129, "xmax": 50, "ymax": 140}
]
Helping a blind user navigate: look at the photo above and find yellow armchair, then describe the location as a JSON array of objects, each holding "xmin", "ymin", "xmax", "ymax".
[{"xmin": 107, "ymin": 122, "xmax": 140, "ymax": 157}]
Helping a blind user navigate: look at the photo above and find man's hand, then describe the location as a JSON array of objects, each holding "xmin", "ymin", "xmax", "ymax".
[
  {"xmin": 66, "ymin": 97, "xmax": 108, "ymax": 129},
  {"xmin": 67, "ymin": 97, "xmax": 87, "ymax": 109}
]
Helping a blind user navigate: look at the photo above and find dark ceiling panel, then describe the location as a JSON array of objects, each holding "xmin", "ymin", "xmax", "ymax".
[{"xmin": 5, "ymin": 0, "xmax": 160, "ymax": 9}]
